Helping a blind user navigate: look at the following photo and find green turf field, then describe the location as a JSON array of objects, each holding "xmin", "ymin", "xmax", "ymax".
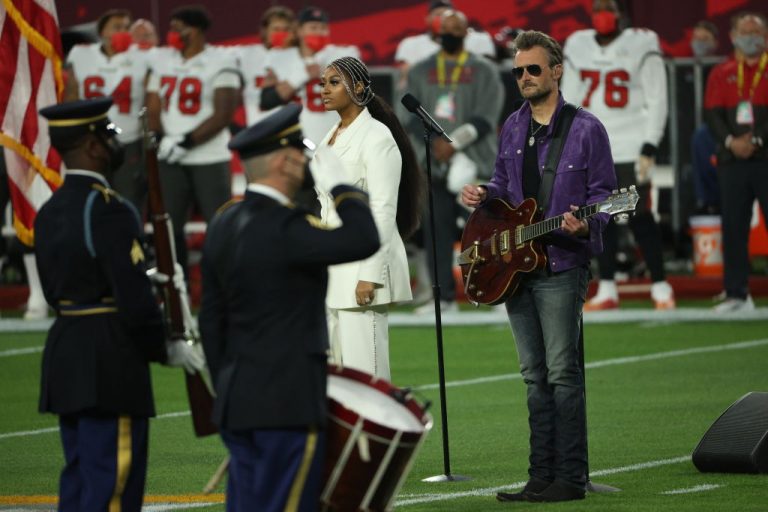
[{"xmin": 1, "ymin": 317, "xmax": 768, "ymax": 511}]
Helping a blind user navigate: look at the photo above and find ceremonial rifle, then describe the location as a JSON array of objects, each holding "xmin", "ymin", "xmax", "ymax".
[{"xmin": 140, "ymin": 109, "xmax": 218, "ymax": 437}]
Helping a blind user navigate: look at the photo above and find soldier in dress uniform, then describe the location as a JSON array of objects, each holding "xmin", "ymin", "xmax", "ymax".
[
  {"xmin": 35, "ymin": 97, "xmax": 204, "ymax": 512},
  {"xmin": 198, "ymin": 103, "xmax": 380, "ymax": 511}
]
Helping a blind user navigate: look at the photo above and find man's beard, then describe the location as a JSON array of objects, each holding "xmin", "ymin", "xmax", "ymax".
[{"xmin": 522, "ymin": 84, "xmax": 551, "ymax": 104}]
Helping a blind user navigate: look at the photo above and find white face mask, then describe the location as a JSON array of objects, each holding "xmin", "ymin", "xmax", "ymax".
[
  {"xmin": 691, "ymin": 39, "xmax": 716, "ymax": 58},
  {"xmin": 733, "ymin": 34, "xmax": 766, "ymax": 57}
]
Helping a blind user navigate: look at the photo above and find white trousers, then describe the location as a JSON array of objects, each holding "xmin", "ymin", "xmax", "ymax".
[{"xmin": 327, "ymin": 305, "xmax": 390, "ymax": 381}]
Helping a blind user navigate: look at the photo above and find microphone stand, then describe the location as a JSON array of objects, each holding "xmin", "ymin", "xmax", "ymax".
[{"xmin": 419, "ymin": 120, "xmax": 470, "ymax": 484}]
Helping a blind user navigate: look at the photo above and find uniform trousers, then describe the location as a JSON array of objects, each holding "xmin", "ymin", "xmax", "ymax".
[
  {"xmin": 327, "ymin": 305, "xmax": 390, "ymax": 380},
  {"xmin": 158, "ymin": 160, "xmax": 231, "ymax": 272},
  {"xmin": 596, "ymin": 162, "xmax": 666, "ymax": 282},
  {"xmin": 58, "ymin": 414, "xmax": 148, "ymax": 512},
  {"xmin": 718, "ymin": 159, "xmax": 768, "ymax": 299},
  {"xmin": 221, "ymin": 428, "xmax": 326, "ymax": 512},
  {"xmin": 112, "ymin": 140, "xmax": 147, "ymax": 214}
]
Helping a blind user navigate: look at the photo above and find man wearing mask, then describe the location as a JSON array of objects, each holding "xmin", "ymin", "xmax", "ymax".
[
  {"xmin": 36, "ymin": 98, "xmax": 204, "ymax": 510},
  {"xmin": 704, "ymin": 12, "xmax": 768, "ymax": 312},
  {"xmin": 64, "ymin": 9, "xmax": 151, "ymax": 211},
  {"xmin": 237, "ymin": 6, "xmax": 298, "ymax": 127},
  {"xmin": 145, "ymin": 5, "xmax": 239, "ymax": 275},
  {"xmin": 395, "ymin": 0, "xmax": 495, "ymax": 89},
  {"xmin": 561, "ymin": 0, "xmax": 676, "ymax": 311},
  {"xmin": 129, "ymin": 18, "xmax": 159, "ymax": 50},
  {"xmin": 691, "ymin": 20, "xmax": 720, "ymax": 59},
  {"xmin": 405, "ymin": 9, "xmax": 503, "ymax": 314},
  {"xmin": 258, "ymin": 6, "xmax": 361, "ymax": 144}
]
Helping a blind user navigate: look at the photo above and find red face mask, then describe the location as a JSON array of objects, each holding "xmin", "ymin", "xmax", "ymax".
[
  {"xmin": 110, "ymin": 31, "xmax": 133, "ymax": 53},
  {"xmin": 166, "ymin": 30, "xmax": 184, "ymax": 50},
  {"xmin": 269, "ymin": 30, "xmax": 290, "ymax": 48},
  {"xmin": 136, "ymin": 41, "xmax": 154, "ymax": 50},
  {"xmin": 430, "ymin": 15, "xmax": 443, "ymax": 37},
  {"xmin": 303, "ymin": 34, "xmax": 330, "ymax": 52},
  {"xmin": 592, "ymin": 11, "xmax": 618, "ymax": 35}
]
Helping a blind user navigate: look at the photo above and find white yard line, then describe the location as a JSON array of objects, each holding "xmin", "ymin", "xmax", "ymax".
[
  {"xmin": 3, "ymin": 339, "xmax": 768, "ymax": 440},
  {"xmin": 0, "ymin": 346, "xmax": 42, "ymax": 357},
  {"xmin": 416, "ymin": 338, "xmax": 768, "ymax": 391},
  {"xmin": 661, "ymin": 483, "xmax": 723, "ymax": 495},
  {"xmin": 396, "ymin": 456, "xmax": 691, "ymax": 506}
]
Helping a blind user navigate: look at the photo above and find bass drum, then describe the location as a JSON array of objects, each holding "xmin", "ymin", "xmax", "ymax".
[{"xmin": 321, "ymin": 365, "xmax": 432, "ymax": 511}]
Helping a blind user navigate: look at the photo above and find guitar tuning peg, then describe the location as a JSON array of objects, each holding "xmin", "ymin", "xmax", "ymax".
[
  {"xmin": 611, "ymin": 188, "xmax": 618, "ymax": 194},
  {"xmin": 620, "ymin": 187, "xmax": 627, "ymax": 193},
  {"xmin": 615, "ymin": 213, "xmax": 630, "ymax": 224}
]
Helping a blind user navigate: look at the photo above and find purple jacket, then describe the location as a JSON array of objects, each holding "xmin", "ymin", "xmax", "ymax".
[{"xmin": 484, "ymin": 94, "xmax": 617, "ymax": 273}]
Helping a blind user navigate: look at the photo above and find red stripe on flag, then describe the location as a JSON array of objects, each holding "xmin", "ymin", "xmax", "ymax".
[
  {"xmin": 0, "ymin": 14, "xmax": 22, "ymax": 122},
  {"xmin": 20, "ymin": 31, "xmax": 46, "ymax": 149},
  {"xmin": 7, "ymin": 160, "xmax": 38, "ymax": 229}
]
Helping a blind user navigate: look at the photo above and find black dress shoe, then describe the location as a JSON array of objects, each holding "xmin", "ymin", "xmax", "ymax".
[
  {"xmin": 496, "ymin": 477, "xmax": 552, "ymax": 502},
  {"xmin": 526, "ymin": 480, "xmax": 586, "ymax": 502}
]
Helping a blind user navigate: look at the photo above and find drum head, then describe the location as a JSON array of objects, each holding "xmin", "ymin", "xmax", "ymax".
[{"xmin": 327, "ymin": 369, "xmax": 426, "ymax": 433}]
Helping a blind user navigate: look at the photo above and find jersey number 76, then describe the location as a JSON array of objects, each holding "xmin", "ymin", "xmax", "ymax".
[{"xmin": 579, "ymin": 69, "xmax": 629, "ymax": 109}]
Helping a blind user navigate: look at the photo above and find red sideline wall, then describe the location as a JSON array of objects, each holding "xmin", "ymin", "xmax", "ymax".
[{"xmin": 56, "ymin": 0, "xmax": 766, "ymax": 64}]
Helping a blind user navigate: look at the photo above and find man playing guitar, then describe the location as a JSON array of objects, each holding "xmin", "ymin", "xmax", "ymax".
[{"xmin": 461, "ymin": 30, "xmax": 616, "ymax": 503}]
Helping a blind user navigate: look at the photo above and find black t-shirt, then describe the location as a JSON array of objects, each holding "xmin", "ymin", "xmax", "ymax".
[{"xmin": 522, "ymin": 118, "xmax": 546, "ymax": 199}]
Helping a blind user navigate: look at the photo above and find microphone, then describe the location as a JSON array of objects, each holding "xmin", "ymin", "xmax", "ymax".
[{"xmin": 401, "ymin": 93, "xmax": 453, "ymax": 143}]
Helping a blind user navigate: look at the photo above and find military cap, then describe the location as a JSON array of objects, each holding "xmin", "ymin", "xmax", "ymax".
[
  {"xmin": 298, "ymin": 6, "xmax": 329, "ymax": 24},
  {"xmin": 39, "ymin": 97, "xmax": 119, "ymax": 150},
  {"xmin": 228, "ymin": 103, "xmax": 312, "ymax": 160}
]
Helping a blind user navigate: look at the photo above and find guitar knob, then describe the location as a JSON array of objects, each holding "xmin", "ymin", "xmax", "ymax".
[
  {"xmin": 477, "ymin": 291, "xmax": 484, "ymax": 297},
  {"xmin": 473, "ymin": 269, "xmax": 479, "ymax": 274},
  {"xmin": 524, "ymin": 257, "xmax": 530, "ymax": 263},
  {"xmin": 469, "ymin": 284, "xmax": 476, "ymax": 290}
]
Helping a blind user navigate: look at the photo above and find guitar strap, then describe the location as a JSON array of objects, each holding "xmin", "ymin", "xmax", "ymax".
[{"xmin": 536, "ymin": 102, "xmax": 580, "ymax": 214}]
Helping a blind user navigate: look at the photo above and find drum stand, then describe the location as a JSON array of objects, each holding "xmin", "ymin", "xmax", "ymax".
[{"xmin": 417, "ymin": 122, "xmax": 470, "ymax": 484}]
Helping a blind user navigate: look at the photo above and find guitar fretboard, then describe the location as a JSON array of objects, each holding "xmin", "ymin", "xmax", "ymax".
[{"xmin": 519, "ymin": 203, "xmax": 600, "ymax": 243}]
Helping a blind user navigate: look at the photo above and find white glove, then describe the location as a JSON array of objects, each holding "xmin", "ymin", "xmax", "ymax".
[
  {"xmin": 166, "ymin": 339, "xmax": 206, "ymax": 374},
  {"xmin": 448, "ymin": 123, "xmax": 479, "ymax": 151},
  {"xmin": 309, "ymin": 146, "xmax": 351, "ymax": 192},
  {"xmin": 635, "ymin": 155, "xmax": 655, "ymax": 185},
  {"xmin": 146, "ymin": 263, "xmax": 187, "ymax": 295},
  {"xmin": 446, "ymin": 151, "xmax": 478, "ymax": 194},
  {"xmin": 158, "ymin": 135, "xmax": 188, "ymax": 164}
]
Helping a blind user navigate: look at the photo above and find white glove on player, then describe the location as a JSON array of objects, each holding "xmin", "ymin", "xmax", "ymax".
[
  {"xmin": 310, "ymin": 146, "xmax": 351, "ymax": 192},
  {"xmin": 446, "ymin": 151, "xmax": 478, "ymax": 194},
  {"xmin": 146, "ymin": 263, "xmax": 187, "ymax": 295},
  {"xmin": 165, "ymin": 340, "xmax": 205, "ymax": 374},
  {"xmin": 635, "ymin": 155, "xmax": 655, "ymax": 185},
  {"xmin": 157, "ymin": 135, "xmax": 188, "ymax": 164}
]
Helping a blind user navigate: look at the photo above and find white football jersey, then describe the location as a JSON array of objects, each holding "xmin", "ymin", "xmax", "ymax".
[
  {"xmin": 236, "ymin": 43, "xmax": 277, "ymax": 126},
  {"xmin": 265, "ymin": 45, "xmax": 361, "ymax": 145},
  {"xmin": 66, "ymin": 44, "xmax": 151, "ymax": 143},
  {"xmin": 147, "ymin": 45, "xmax": 240, "ymax": 165},
  {"xmin": 394, "ymin": 30, "xmax": 496, "ymax": 66},
  {"xmin": 561, "ymin": 28, "xmax": 668, "ymax": 163}
]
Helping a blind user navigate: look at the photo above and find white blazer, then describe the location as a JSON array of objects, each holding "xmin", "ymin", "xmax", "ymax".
[{"xmin": 316, "ymin": 108, "xmax": 412, "ymax": 309}]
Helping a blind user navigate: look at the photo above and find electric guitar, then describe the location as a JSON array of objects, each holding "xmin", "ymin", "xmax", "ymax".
[{"xmin": 457, "ymin": 186, "xmax": 639, "ymax": 305}]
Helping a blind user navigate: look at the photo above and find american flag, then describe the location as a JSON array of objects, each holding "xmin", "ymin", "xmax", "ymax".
[{"xmin": 0, "ymin": 0, "xmax": 63, "ymax": 247}]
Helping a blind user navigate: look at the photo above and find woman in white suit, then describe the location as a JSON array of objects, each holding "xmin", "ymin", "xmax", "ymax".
[{"xmin": 313, "ymin": 56, "xmax": 422, "ymax": 380}]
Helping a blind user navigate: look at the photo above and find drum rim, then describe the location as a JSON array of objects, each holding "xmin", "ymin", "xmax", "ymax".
[{"xmin": 328, "ymin": 364, "xmax": 430, "ymax": 424}]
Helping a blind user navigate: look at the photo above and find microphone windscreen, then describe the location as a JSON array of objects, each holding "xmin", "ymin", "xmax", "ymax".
[{"xmin": 401, "ymin": 93, "xmax": 420, "ymax": 113}]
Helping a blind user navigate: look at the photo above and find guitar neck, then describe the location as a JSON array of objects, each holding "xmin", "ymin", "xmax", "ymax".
[{"xmin": 520, "ymin": 203, "xmax": 600, "ymax": 243}]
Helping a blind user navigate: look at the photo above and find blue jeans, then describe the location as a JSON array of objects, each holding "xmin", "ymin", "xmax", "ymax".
[{"xmin": 505, "ymin": 266, "xmax": 589, "ymax": 489}]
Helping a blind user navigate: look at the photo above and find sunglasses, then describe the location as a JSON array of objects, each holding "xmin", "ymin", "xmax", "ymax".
[{"xmin": 512, "ymin": 64, "xmax": 545, "ymax": 79}]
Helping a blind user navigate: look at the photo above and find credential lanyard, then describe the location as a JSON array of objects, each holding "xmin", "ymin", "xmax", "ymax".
[
  {"xmin": 737, "ymin": 52, "xmax": 768, "ymax": 100},
  {"xmin": 437, "ymin": 51, "xmax": 469, "ymax": 90}
]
